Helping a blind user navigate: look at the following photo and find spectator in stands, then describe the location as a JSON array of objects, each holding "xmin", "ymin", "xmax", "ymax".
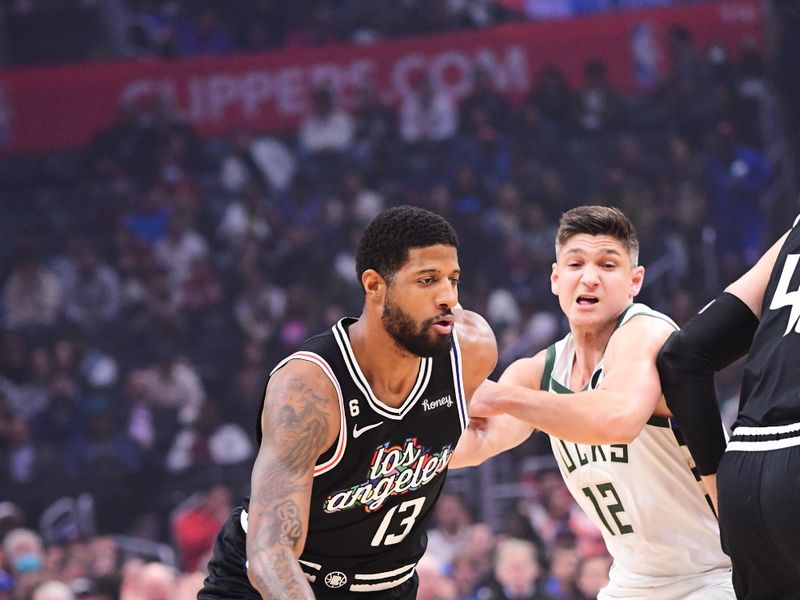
[
  {"xmin": 216, "ymin": 183, "xmax": 274, "ymax": 252},
  {"xmin": 126, "ymin": 0, "xmax": 180, "ymax": 58},
  {"xmin": 574, "ymin": 554, "xmax": 612, "ymax": 600},
  {"xmin": 126, "ymin": 266, "xmax": 188, "ymax": 342},
  {"xmin": 172, "ymin": 482, "xmax": 232, "ymax": 572},
  {"xmin": 707, "ymin": 119, "xmax": 772, "ymax": 279},
  {"xmin": 512, "ymin": 100, "xmax": 563, "ymax": 169},
  {"xmin": 164, "ymin": 399, "xmax": 253, "ymax": 475},
  {"xmin": 574, "ymin": 60, "xmax": 623, "ymax": 135},
  {"xmin": 176, "ymin": 5, "xmax": 232, "ymax": 56},
  {"xmin": 400, "ymin": 74, "xmax": 458, "ymax": 145},
  {"xmin": 2, "ymin": 249, "xmax": 62, "ymax": 330},
  {"xmin": 70, "ymin": 576, "xmax": 115, "ymax": 600},
  {"xmin": 341, "ymin": 170, "xmax": 385, "ymax": 227},
  {"xmin": 450, "ymin": 552, "xmax": 483, "ymax": 600},
  {"xmin": 659, "ymin": 25, "xmax": 714, "ymax": 145},
  {"xmin": 58, "ymin": 244, "xmax": 121, "ymax": 334},
  {"xmin": 460, "ymin": 67, "xmax": 511, "ymax": 135},
  {"xmin": 528, "ymin": 65, "xmax": 573, "ymax": 133},
  {"xmin": 543, "ymin": 544, "xmax": 581, "ymax": 600},
  {"xmin": 233, "ymin": 267, "xmax": 286, "ymax": 345},
  {"xmin": 138, "ymin": 345, "xmax": 205, "ymax": 425},
  {"xmin": 427, "ymin": 493, "xmax": 475, "ymax": 566},
  {"xmin": 732, "ymin": 38, "xmax": 769, "ymax": 147},
  {"xmin": 352, "ymin": 81, "xmax": 398, "ymax": 176},
  {"xmin": 3, "ymin": 528, "xmax": 47, "ymax": 599},
  {"xmin": 455, "ymin": 106, "xmax": 514, "ymax": 191},
  {"xmin": 153, "ymin": 215, "xmax": 209, "ymax": 287},
  {"xmin": 416, "ymin": 554, "xmax": 457, "ymax": 600},
  {"xmin": 138, "ymin": 562, "xmax": 177, "ymax": 600},
  {"xmin": 32, "ymin": 580, "xmax": 74, "ymax": 600},
  {"xmin": 219, "ymin": 129, "xmax": 296, "ymax": 195},
  {"xmin": 298, "ymin": 86, "xmax": 355, "ymax": 180},
  {"xmin": 478, "ymin": 538, "xmax": 556, "ymax": 600},
  {"xmin": 400, "ymin": 72, "xmax": 458, "ymax": 186},
  {"xmin": 89, "ymin": 94, "xmax": 165, "ymax": 186},
  {"xmin": 124, "ymin": 187, "xmax": 172, "ymax": 247}
]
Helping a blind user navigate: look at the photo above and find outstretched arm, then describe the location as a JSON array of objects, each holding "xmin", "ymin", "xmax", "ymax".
[
  {"xmin": 246, "ymin": 360, "xmax": 340, "ymax": 599},
  {"xmin": 449, "ymin": 309, "xmax": 534, "ymax": 468},
  {"xmin": 657, "ymin": 231, "xmax": 788, "ymax": 476},
  {"xmin": 470, "ymin": 316, "xmax": 674, "ymax": 445}
]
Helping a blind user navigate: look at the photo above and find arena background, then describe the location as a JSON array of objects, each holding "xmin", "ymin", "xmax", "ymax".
[{"xmin": 0, "ymin": 1, "xmax": 798, "ymax": 598}]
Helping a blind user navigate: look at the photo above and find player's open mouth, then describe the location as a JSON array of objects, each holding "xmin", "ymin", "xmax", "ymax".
[
  {"xmin": 576, "ymin": 296, "xmax": 599, "ymax": 306},
  {"xmin": 432, "ymin": 315, "xmax": 454, "ymax": 334}
]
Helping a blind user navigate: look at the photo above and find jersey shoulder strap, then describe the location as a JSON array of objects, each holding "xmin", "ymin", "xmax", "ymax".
[
  {"xmin": 540, "ymin": 343, "xmax": 557, "ymax": 391},
  {"xmin": 616, "ymin": 302, "xmax": 678, "ymax": 331}
]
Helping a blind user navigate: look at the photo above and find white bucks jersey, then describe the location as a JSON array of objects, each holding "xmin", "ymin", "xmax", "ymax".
[{"xmin": 544, "ymin": 304, "xmax": 731, "ymax": 592}]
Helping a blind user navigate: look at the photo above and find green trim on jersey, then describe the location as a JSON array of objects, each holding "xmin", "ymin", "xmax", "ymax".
[
  {"xmin": 540, "ymin": 304, "xmax": 675, "ymax": 429},
  {"xmin": 541, "ymin": 344, "xmax": 556, "ymax": 391}
]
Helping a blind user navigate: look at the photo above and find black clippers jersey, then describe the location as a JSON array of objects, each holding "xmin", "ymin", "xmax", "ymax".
[
  {"xmin": 736, "ymin": 214, "xmax": 800, "ymax": 428},
  {"xmin": 254, "ymin": 317, "xmax": 468, "ymax": 594}
]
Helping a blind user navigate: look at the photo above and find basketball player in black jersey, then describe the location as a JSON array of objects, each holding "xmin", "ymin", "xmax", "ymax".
[
  {"xmin": 198, "ymin": 206, "xmax": 529, "ymax": 599},
  {"xmin": 658, "ymin": 213, "xmax": 800, "ymax": 598}
]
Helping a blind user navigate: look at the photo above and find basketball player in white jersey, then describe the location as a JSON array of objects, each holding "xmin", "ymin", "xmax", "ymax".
[{"xmin": 470, "ymin": 205, "xmax": 734, "ymax": 599}]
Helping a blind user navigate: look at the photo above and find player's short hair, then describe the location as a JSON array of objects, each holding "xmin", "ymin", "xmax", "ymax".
[
  {"xmin": 555, "ymin": 205, "xmax": 639, "ymax": 265},
  {"xmin": 356, "ymin": 205, "xmax": 458, "ymax": 284}
]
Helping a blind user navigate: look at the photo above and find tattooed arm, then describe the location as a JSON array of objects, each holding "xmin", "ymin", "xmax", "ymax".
[{"xmin": 246, "ymin": 359, "xmax": 340, "ymax": 599}]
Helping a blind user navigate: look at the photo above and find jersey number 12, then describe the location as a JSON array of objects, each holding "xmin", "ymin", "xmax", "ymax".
[{"xmin": 582, "ymin": 482, "xmax": 634, "ymax": 536}]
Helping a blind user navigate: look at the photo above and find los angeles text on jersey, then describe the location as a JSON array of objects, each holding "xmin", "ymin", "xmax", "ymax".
[
  {"xmin": 323, "ymin": 439, "xmax": 453, "ymax": 513},
  {"xmin": 556, "ymin": 439, "xmax": 628, "ymax": 474}
]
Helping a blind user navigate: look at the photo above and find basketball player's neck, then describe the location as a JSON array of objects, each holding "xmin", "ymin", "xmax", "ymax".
[
  {"xmin": 348, "ymin": 315, "xmax": 422, "ymax": 406},
  {"xmin": 569, "ymin": 323, "xmax": 613, "ymax": 391}
]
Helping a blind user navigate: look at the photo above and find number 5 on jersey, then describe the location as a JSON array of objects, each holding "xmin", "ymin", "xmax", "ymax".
[{"xmin": 769, "ymin": 253, "xmax": 800, "ymax": 336}]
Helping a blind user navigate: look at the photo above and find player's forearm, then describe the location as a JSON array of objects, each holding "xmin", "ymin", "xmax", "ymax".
[
  {"xmin": 488, "ymin": 384, "xmax": 639, "ymax": 445},
  {"xmin": 451, "ymin": 414, "xmax": 533, "ymax": 468},
  {"xmin": 247, "ymin": 547, "xmax": 315, "ymax": 600}
]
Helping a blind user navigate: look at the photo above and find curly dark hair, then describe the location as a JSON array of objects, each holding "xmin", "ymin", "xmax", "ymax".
[{"xmin": 355, "ymin": 205, "xmax": 458, "ymax": 285}]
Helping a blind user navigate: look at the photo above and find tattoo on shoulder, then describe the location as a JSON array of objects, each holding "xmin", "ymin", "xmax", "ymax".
[{"xmin": 257, "ymin": 375, "xmax": 333, "ymax": 498}]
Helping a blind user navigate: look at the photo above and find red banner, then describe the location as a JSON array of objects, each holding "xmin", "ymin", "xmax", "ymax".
[{"xmin": 0, "ymin": 0, "xmax": 762, "ymax": 155}]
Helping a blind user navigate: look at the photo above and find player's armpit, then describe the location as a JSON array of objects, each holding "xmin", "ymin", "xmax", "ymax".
[{"xmin": 245, "ymin": 361, "xmax": 340, "ymax": 599}]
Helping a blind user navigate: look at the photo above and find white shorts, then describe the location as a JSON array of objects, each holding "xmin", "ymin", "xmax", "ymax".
[{"xmin": 598, "ymin": 569, "xmax": 735, "ymax": 600}]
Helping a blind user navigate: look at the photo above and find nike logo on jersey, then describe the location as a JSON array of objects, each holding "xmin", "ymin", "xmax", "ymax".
[
  {"xmin": 769, "ymin": 253, "xmax": 800, "ymax": 335},
  {"xmin": 353, "ymin": 421, "xmax": 383, "ymax": 438}
]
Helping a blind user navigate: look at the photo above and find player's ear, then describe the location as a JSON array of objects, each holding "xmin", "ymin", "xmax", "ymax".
[
  {"xmin": 550, "ymin": 262, "xmax": 559, "ymax": 296},
  {"xmin": 362, "ymin": 269, "xmax": 385, "ymax": 299},
  {"xmin": 629, "ymin": 265, "xmax": 645, "ymax": 297}
]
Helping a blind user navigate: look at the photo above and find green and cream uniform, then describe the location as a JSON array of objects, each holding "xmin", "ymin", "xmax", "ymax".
[{"xmin": 543, "ymin": 303, "xmax": 734, "ymax": 599}]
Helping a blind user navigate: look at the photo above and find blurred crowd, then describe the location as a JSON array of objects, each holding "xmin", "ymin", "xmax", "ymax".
[
  {"xmin": 1, "ymin": 2, "xmax": 799, "ymax": 598},
  {"xmin": 2, "ymin": 0, "xmax": 716, "ymax": 68}
]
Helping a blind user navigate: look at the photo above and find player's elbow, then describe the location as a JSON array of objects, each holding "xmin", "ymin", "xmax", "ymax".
[
  {"xmin": 603, "ymin": 409, "xmax": 644, "ymax": 445},
  {"xmin": 657, "ymin": 330, "xmax": 702, "ymax": 376}
]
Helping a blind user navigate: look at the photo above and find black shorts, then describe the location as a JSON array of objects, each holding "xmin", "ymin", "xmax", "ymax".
[
  {"xmin": 198, "ymin": 507, "xmax": 419, "ymax": 600},
  {"xmin": 717, "ymin": 439, "xmax": 800, "ymax": 600}
]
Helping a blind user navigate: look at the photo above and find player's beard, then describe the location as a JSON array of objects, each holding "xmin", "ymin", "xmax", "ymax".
[{"xmin": 382, "ymin": 292, "xmax": 452, "ymax": 358}]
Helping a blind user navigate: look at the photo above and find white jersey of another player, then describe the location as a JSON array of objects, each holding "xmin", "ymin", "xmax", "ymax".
[{"xmin": 543, "ymin": 304, "xmax": 733, "ymax": 598}]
